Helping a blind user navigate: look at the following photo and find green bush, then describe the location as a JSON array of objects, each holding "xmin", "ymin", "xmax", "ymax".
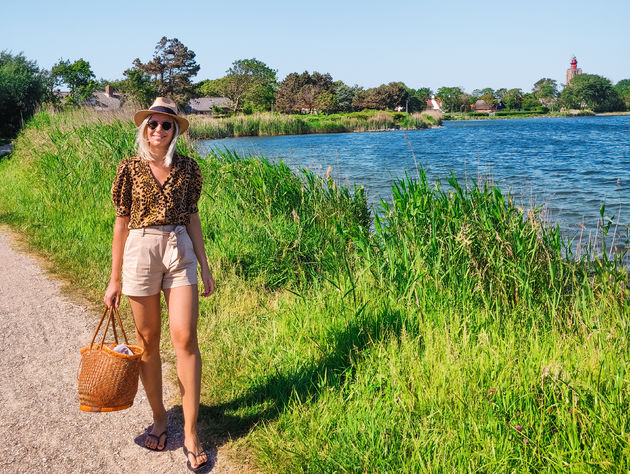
[{"xmin": 0, "ymin": 51, "xmax": 48, "ymax": 138}]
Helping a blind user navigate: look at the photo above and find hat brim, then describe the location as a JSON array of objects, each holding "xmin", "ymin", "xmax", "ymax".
[{"xmin": 134, "ymin": 110, "xmax": 189, "ymax": 133}]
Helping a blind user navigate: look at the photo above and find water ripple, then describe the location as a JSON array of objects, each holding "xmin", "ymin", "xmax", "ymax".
[{"xmin": 199, "ymin": 116, "xmax": 630, "ymax": 241}]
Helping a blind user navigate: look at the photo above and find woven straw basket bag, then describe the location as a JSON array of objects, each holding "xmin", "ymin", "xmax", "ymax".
[{"xmin": 78, "ymin": 306, "xmax": 143, "ymax": 412}]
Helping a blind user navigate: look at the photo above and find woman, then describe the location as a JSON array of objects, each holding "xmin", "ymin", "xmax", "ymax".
[{"xmin": 104, "ymin": 97, "xmax": 214, "ymax": 472}]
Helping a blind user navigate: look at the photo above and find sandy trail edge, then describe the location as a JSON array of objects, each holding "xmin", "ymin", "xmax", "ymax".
[{"xmin": 0, "ymin": 228, "xmax": 252, "ymax": 473}]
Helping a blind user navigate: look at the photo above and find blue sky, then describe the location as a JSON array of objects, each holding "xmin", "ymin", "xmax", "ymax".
[{"xmin": 4, "ymin": 0, "xmax": 629, "ymax": 92}]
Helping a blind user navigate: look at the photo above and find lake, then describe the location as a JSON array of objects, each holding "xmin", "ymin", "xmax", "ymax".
[{"xmin": 198, "ymin": 116, "xmax": 630, "ymax": 246}]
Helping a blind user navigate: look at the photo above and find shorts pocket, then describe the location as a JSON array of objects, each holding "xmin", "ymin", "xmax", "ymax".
[
  {"xmin": 123, "ymin": 233, "xmax": 154, "ymax": 275},
  {"xmin": 174, "ymin": 232, "xmax": 197, "ymax": 269}
]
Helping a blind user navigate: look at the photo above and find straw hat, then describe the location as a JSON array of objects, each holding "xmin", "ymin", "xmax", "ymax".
[{"xmin": 133, "ymin": 97, "xmax": 189, "ymax": 133}]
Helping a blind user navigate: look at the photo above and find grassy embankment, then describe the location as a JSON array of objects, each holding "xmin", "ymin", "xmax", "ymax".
[
  {"xmin": 0, "ymin": 107, "xmax": 629, "ymax": 472},
  {"xmin": 444, "ymin": 110, "xmax": 596, "ymax": 121},
  {"xmin": 187, "ymin": 110, "xmax": 441, "ymax": 139}
]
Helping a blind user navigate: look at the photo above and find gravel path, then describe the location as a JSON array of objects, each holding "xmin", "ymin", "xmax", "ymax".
[{"xmin": 0, "ymin": 228, "xmax": 251, "ymax": 473}]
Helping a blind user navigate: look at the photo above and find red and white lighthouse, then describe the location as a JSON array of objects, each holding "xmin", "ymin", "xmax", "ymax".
[{"xmin": 566, "ymin": 56, "xmax": 582, "ymax": 84}]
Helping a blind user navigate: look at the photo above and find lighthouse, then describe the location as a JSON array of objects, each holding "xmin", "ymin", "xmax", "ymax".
[{"xmin": 566, "ymin": 56, "xmax": 582, "ymax": 85}]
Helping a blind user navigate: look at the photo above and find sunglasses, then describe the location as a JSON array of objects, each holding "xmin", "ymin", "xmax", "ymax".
[{"xmin": 147, "ymin": 120, "xmax": 173, "ymax": 131}]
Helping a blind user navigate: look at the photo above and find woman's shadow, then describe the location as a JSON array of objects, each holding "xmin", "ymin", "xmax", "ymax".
[
  {"xmin": 133, "ymin": 306, "xmax": 416, "ymax": 472},
  {"xmin": 198, "ymin": 306, "xmax": 416, "ymax": 440}
]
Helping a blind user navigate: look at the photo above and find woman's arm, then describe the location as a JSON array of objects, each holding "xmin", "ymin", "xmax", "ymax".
[
  {"xmin": 187, "ymin": 212, "xmax": 215, "ymax": 297},
  {"xmin": 104, "ymin": 216, "xmax": 130, "ymax": 308}
]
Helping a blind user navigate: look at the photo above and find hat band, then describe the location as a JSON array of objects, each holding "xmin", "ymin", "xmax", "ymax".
[{"xmin": 150, "ymin": 106, "xmax": 177, "ymax": 116}]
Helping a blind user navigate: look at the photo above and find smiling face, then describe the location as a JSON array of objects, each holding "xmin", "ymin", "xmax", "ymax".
[{"xmin": 145, "ymin": 114, "xmax": 174, "ymax": 152}]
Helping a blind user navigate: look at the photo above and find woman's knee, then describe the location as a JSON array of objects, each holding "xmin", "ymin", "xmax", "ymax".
[
  {"xmin": 135, "ymin": 327, "xmax": 162, "ymax": 354},
  {"xmin": 171, "ymin": 329, "xmax": 199, "ymax": 355}
]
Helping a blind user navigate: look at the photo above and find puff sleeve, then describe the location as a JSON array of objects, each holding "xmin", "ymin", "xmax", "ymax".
[
  {"xmin": 187, "ymin": 159, "xmax": 203, "ymax": 215},
  {"xmin": 111, "ymin": 159, "xmax": 132, "ymax": 217}
]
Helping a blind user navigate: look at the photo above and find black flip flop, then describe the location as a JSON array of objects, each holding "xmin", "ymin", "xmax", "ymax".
[
  {"xmin": 145, "ymin": 430, "xmax": 167, "ymax": 451},
  {"xmin": 183, "ymin": 446, "xmax": 208, "ymax": 472}
]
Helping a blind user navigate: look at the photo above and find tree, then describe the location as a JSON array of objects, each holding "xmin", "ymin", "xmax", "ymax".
[
  {"xmin": 275, "ymin": 72, "xmax": 305, "ymax": 113},
  {"xmin": 495, "ymin": 88, "xmax": 508, "ymax": 100},
  {"xmin": 479, "ymin": 92, "xmax": 497, "ymax": 107},
  {"xmin": 521, "ymin": 92, "xmax": 540, "ymax": 110},
  {"xmin": 558, "ymin": 74, "xmax": 623, "ymax": 112},
  {"xmin": 333, "ymin": 81, "xmax": 358, "ymax": 112},
  {"xmin": 303, "ymin": 72, "xmax": 334, "ymax": 112},
  {"xmin": 384, "ymin": 82, "xmax": 409, "ymax": 110},
  {"xmin": 470, "ymin": 89, "xmax": 483, "ymax": 102},
  {"xmin": 501, "ymin": 88, "xmax": 524, "ymax": 110},
  {"xmin": 436, "ymin": 86, "xmax": 466, "ymax": 112},
  {"xmin": 352, "ymin": 82, "xmax": 408, "ymax": 111},
  {"xmin": 275, "ymin": 71, "xmax": 335, "ymax": 113},
  {"xmin": 222, "ymin": 58, "xmax": 277, "ymax": 112},
  {"xmin": 614, "ymin": 79, "xmax": 630, "ymax": 110},
  {"xmin": 470, "ymin": 88, "xmax": 496, "ymax": 107},
  {"xmin": 407, "ymin": 87, "xmax": 432, "ymax": 112},
  {"xmin": 133, "ymin": 37, "xmax": 200, "ymax": 106},
  {"xmin": 0, "ymin": 51, "xmax": 47, "ymax": 137},
  {"xmin": 196, "ymin": 78, "xmax": 228, "ymax": 97},
  {"xmin": 51, "ymin": 58, "xmax": 96, "ymax": 104},
  {"xmin": 314, "ymin": 90, "xmax": 338, "ymax": 114},
  {"xmin": 113, "ymin": 68, "xmax": 157, "ymax": 108},
  {"xmin": 532, "ymin": 78, "xmax": 558, "ymax": 110}
]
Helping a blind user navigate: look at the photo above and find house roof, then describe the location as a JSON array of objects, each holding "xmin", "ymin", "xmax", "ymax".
[
  {"xmin": 188, "ymin": 97, "xmax": 232, "ymax": 112},
  {"xmin": 53, "ymin": 89, "xmax": 70, "ymax": 99},
  {"xmin": 473, "ymin": 99, "xmax": 493, "ymax": 111},
  {"xmin": 90, "ymin": 91, "xmax": 122, "ymax": 110},
  {"xmin": 426, "ymin": 97, "xmax": 443, "ymax": 110}
]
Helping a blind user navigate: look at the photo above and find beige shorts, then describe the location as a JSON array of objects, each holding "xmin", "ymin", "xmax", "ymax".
[{"xmin": 122, "ymin": 225, "xmax": 198, "ymax": 297}]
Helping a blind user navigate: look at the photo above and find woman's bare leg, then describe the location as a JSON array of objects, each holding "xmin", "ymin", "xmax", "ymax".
[
  {"xmin": 129, "ymin": 293, "xmax": 168, "ymax": 450},
  {"xmin": 163, "ymin": 284, "xmax": 206, "ymax": 467}
]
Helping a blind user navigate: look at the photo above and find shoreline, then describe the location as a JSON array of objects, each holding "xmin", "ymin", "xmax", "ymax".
[
  {"xmin": 188, "ymin": 110, "xmax": 630, "ymax": 141},
  {"xmin": 186, "ymin": 110, "xmax": 440, "ymax": 140},
  {"xmin": 195, "ymin": 124, "xmax": 443, "ymax": 141}
]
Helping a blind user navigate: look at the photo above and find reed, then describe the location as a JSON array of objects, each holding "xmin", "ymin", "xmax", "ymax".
[
  {"xmin": 187, "ymin": 110, "xmax": 439, "ymax": 139},
  {"xmin": 198, "ymin": 147, "xmax": 369, "ymax": 288},
  {"xmin": 0, "ymin": 107, "xmax": 628, "ymax": 472}
]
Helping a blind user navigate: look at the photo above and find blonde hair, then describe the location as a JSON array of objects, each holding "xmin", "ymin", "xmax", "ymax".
[{"xmin": 135, "ymin": 115, "xmax": 180, "ymax": 167}]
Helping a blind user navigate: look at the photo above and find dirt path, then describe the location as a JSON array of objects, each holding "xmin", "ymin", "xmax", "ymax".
[{"xmin": 0, "ymin": 229, "xmax": 250, "ymax": 473}]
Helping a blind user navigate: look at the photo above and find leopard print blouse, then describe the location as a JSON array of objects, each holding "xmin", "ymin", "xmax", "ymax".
[{"xmin": 111, "ymin": 153, "xmax": 203, "ymax": 229}]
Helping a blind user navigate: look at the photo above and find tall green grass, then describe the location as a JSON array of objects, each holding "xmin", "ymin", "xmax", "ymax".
[
  {"xmin": 198, "ymin": 147, "xmax": 369, "ymax": 288},
  {"xmin": 187, "ymin": 110, "xmax": 441, "ymax": 139},
  {"xmin": 0, "ymin": 107, "xmax": 628, "ymax": 472}
]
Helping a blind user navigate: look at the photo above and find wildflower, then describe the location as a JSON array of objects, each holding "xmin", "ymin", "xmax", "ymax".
[{"xmin": 516, "ymin": 425, "xmax": 522, "ymax": 432}]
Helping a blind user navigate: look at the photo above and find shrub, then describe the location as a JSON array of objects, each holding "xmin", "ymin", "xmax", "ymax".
[{"xmin": 0, "ymin": 51, "xmax": 48, "ymax": 138}]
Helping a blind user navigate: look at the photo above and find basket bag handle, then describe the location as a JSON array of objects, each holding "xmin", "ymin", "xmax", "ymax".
[{"xmin": 89, "ymin": 306, "xmax": 131, "ymax": 350}]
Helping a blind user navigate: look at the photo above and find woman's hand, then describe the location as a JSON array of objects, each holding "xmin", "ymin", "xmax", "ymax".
[
  {"xmin": 104, "ymin": 279, "xmax": 122, "ymax": 308},
  {"xmin": 187, "ymin": 213, "xmax": 214, "ymax": 297},
  {"xmin": 200, "ymin": 267, "xmax": 215, "ymax": 297}
]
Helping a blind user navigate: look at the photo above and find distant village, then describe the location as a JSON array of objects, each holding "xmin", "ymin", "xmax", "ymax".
[{"xmin": 54, "ymin": 57, "xmax": 589, "ymax": 117}]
